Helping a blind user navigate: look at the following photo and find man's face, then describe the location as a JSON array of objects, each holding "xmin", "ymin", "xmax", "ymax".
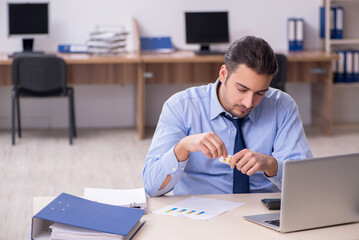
[{"xmin": 218, "ymin": 64, "xmax": 272, "ymax": 118}]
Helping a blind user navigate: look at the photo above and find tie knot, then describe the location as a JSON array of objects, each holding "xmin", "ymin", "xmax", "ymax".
[{"xmin": 221, "ymin": 112, "xmax": 243, "ymax": 130}]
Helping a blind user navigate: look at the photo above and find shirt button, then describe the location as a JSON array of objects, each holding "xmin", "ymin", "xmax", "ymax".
[
  {"xmin": 181, "ymin": 167, "xmax": 185, "ymax": 170},
  {"xmin": 231, "ymin": 130, "xmax": 236, "ymax": 135},
  {"xmin": 172, "ymin": 167, "xmax": 176, "ymax": 172}
]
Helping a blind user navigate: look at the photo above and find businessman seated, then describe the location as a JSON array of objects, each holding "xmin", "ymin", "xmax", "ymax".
[{"xmin": 143, "ymin": 36, "xmax": 312, "ymax": 197}]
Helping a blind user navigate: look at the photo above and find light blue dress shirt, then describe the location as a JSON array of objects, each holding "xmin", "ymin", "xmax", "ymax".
[{"xmin": 143, "ymin": 79, "xmax": 313, "ymax": 197}]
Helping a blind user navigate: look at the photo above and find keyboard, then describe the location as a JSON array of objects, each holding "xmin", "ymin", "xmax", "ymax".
[
  {"xmin": 195, "ymin": 50, "xmax": 225, "ymax": 55},
  {"xmin": 265, "ymin": 219, "xmax": 280, "ymax": 227}
]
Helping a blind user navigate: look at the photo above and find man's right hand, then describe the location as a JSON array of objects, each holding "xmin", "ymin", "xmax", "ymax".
[{"xmin": 174, "ymin": 132, "xmax": 228, "ymax": 162}]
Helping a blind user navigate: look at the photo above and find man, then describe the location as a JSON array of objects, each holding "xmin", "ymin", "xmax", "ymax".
[{"xmin": 143, "ymin": 36, "xmax": 312, "ymax": 197}]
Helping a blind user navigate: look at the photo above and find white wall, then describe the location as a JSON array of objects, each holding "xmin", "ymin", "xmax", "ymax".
[{"xmin": 1, "ymin": 0, "xmax": 354, "ymax": 129}]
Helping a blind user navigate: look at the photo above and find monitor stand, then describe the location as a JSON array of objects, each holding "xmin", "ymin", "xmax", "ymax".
[
  {"xmin": 195, "ymin": 44, "xmax": 225, "ymax": 55},
  {"xmin": 8, "ymin": 39, "xmax": 44, "ymax": 58},
  {"xmin": 22, "ymin": 38, "xmax": 44, "ymax": 54},
  {"xmin": 23, "ymin": 38, "xmax": 34, "ymax": 52}
]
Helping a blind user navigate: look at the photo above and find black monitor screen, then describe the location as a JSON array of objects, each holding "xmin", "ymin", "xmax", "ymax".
[
  {"xmin": 8, "ymin": 3, "xmax": 49, "ymax": 36},
  {"xmin": 185, "ymin": 12, "xmax": 229, "ymax": 44}
]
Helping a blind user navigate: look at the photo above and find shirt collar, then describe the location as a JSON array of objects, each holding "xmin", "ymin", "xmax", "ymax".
[
  {"xmin": 210, "ymin": 78, "xmax": 257, "ymax": 124},
  {"xmin": 210, "ymin": 79, "xmax": 226, "ymax": 120}
]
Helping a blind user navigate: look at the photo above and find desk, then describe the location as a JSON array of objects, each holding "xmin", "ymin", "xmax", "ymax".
[
  {"xmin": 0, "ymin": 52, "xmax": 144, "ymax": 137},
  {"xmin": 0, "ymin": 51, "xmax": 337, "ymax": 139},
  {"xmin": 140, "ymin": 51, "xmax": 337, "ymax": 138},
  {"xmin": 33, "ymin": 193, "xmax": 359, "ymax": 239}
]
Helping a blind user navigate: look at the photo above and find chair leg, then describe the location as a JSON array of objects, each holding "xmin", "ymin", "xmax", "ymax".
[
  {"xmin": 71, "ymin": 89, "xmax": 77, "ymax": 138},
  {"xmin": 11, "ymin": 89, "xmax": 16, "ymax": 145},
  {"xmin": 68, "ymin": 88, "xmax": 74, "ymax": 145},
  {"xmin": 16, "ymin": 93, "xmax": 22, "ymax": 138}
]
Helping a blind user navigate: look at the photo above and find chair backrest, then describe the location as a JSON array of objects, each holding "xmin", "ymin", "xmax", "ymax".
[
  {"xmin": 270, "ymin": 54, "xmax": 287, "ymax": 92},
  {"xmin": 12, "ymin": 54, "xmax": 67, "ymax": 94}
]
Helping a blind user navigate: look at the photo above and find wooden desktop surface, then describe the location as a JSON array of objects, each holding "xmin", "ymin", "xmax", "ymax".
[
  {"xmin": 0, "ymin": 51, "xmax": 337, "ymax": 138},
  {"xmin": 33, "ymin": 193, "xmax": 359, "ymax": 240}
]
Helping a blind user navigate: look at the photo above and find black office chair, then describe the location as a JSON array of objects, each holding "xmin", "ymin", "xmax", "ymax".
[
  {"xmin": 11, "ymin": 54, "xmax": 76, "ymax": 145},
  {"xmin": 270, "ymin": 54, "xmax": 288, "ymax": 92}
]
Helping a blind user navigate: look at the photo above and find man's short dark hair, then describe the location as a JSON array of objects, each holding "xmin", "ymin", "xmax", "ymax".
[{"xmin": 224, "ymin": 36, "xmax": 278, "ymax": 78}]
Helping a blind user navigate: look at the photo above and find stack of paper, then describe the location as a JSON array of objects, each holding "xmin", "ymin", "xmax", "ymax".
[
  {"xmin": 50, "ymin": 221, "xmax": 144, "ymax": 240},
  {"xmin": 87, "ymin": 26, "xmax": 128, "ymax": 55},
  {"xmin": 84, "ymin": 187, "xmax": 147, "ymax": 210}
]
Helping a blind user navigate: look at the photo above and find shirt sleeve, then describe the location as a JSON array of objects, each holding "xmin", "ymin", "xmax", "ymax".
[
  {"xmin": 266, "ymin": 100, "xmax": 313, "ymax": 190},
  {"xmin": 143, "ymin": 98, "xmax": 189, "ymax": 197}
]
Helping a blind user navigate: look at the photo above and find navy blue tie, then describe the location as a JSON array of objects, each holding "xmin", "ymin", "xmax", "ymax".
[{"xmin": 221, "ymin": 113, "xmax": 250, "ymax": 193}]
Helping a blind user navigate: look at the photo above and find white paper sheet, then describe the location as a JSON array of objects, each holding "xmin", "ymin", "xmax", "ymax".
[
  {"xmin": 153, "ymin": 196, "xmax": 244, "ymax": 220},
  {"xmin": 84, "ymin": 187, "xmax": 146, "ymax": 209}
]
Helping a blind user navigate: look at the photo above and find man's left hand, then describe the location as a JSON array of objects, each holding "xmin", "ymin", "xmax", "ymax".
[{"xmin": 230, "ymin": 149, "xmax": 278, "ymax": 177}]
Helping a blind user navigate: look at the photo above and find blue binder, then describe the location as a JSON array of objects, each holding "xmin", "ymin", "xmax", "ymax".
[
  {"xmin": 334, "ymin": 7, "xmax": 343, "ymax": 39},
  {"xmin": 320, "ymin": 6, "xmax": 343, "ymax": 39},
  {"xmin": 288, "ymin": 18, "xmax": 296, "ymax": 51},
  {"xmin": 353, "ymin": 51, "xmax": 359, "ymax": 82},
  {"xmin": 140, "ymin": 37, "xmax": 174, "ymax": 52},
  {"xmin": 295, "ymin": 18, "xmax": 304, "ymax": 51},
  {"xmin": 58, "ymin": 44, "xmax": 88, "ymax": 53},
  {"xmin": 288, "ymin": 18, "xmax": 304, "ymax": 51},
  {"xmin": 345, "ymin": 51, "xmax": 353, "ymax": 82},
  {"xmin": 31, "ymin": 193, "xmax": 145, "ymax": 239},
  {"xmin": 337, "ymin": 50, "xmax": 345, "ymax": 83}
]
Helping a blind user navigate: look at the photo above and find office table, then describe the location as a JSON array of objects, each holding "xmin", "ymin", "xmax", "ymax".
[
  {"xmin": 140, "ymin": 50, "xmax": 337, "ymax": 137},
  {"xmin": 0, "ymin": 52, "xmax": 145, "ymax": 138},
  {"xmin": 1, "ymin": 51, "xmax": 337, "ymax": 139},
  {"xmin": 33, "ymin": 193, "xmax": 359, "ymax": 239}
]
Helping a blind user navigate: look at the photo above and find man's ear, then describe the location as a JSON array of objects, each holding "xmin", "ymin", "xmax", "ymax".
[{"xmin": 219, "ymin": 65, "xmax": 228, "ymax": 83}]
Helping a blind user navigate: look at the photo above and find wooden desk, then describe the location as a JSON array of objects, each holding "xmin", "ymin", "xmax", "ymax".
[
  {"xmin": 33, "ymin": 193, "xmax": 359, "ymax": 239},
  {"xmin": 0, "ymin": 52, "xmax": 144, "ymax": 138},
  {"xmin": 140, "ymin": 51, "xmax": 337, "ymax": 137},
  {"xmin": 0, "ymin": 51, "xmax": 337, "ymax": 139}
]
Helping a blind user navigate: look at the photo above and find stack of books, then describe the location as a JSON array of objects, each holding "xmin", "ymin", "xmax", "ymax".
[{"xmin": 87, "ymin": 26, "xmax": 129, "ymax": 55}]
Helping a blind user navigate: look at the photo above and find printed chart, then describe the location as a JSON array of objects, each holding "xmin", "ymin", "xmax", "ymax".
[{"xmin": 154, "ymin": 196, "xmax": 244, "ymax": 220}]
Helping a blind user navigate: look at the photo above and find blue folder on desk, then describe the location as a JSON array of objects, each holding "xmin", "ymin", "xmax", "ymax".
[
  {"xmin": 140, "ymin": 37, "xmax": 174, "ymax": 52},
  {"xmin": 31, "ymin": 193, "xmax": 145, "ymax": 239}
]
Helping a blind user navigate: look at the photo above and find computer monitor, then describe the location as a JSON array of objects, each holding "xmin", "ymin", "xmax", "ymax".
[
  {"xmin": 8, "ymin": 2, "xmax": 49, "ymax": 52},
  {"xmin": 185, "ymin": 11, "xmax": 229, "ymax": 55}
]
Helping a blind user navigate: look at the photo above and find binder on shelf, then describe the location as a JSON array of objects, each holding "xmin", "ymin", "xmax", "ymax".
[
  {"xmin": 140, "ymin": 37, "xmax": 174, "ymax": 53},
  {"xmin": 337, "ymin": 51, "xmax": 345, "ymax": 83},
  {"xmin": 31, "ymin": 193, "xmax": 145, "ymax": 240},
  {"xmin": 345, "ymin": 51, "xmax": 353, "ymax": 82},
  {"xmin": 320, "ymin": 6, "xmax": 343, "ymax": 39},
  {"xmin": 58, "ymin": 44, "xmax": 88, "ymax": 53},
  {"xmin": 331, "ymin": 7, "xmax": 335, "ymax": 38},
  {"xmin": 332, "ymin": 57, "xmax": 338, "ymax": 83},
  {"xmin": 353, "ymin": 51, "xmax": 359, "ymax": 82},
  {"xmin": 334, "ymin": 7, "xmax": 344, "ymax": 39}
]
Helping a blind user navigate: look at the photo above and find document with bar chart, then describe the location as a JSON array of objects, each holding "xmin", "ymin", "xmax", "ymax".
[{"xmin": 154, "ymin": 196, "xmax": 244, "ymax": 220}]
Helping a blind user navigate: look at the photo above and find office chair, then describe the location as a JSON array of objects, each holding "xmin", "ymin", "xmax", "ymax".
[
  {"xmin": 11, "ymin": 54, "xmax": 76, "ymax": 145},
  {"xmin": 270, "ymin": 54, "xmax": 288, "ymax": 92}
]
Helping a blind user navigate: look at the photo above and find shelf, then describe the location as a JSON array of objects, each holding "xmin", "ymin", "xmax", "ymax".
[
  {"xmin": 330, "ymin": 39, "xmax": 359, "ymax": 45},
  {"xmin": 334, "ymin": 82, "xmax": 359, "ymax": 87}
]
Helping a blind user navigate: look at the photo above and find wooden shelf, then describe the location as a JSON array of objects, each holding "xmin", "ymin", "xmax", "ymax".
[
  {"xmin": 330, "ymin": 39, "xmax": 359, "ymax": 45},
  {"xmin": 334, "ymin": 82, "xmax": 359, "ymax": 87}
]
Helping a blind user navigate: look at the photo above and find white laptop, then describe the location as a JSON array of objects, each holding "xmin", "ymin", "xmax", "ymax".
[{"xmin": 243, "ymin": 153, "xmax": 359, "ymax": 233}]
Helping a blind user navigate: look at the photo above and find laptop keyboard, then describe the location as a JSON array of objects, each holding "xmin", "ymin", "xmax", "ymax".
[{"xmin": 265, "ymin": 219, "xmax": 280, "ymax": 227}]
